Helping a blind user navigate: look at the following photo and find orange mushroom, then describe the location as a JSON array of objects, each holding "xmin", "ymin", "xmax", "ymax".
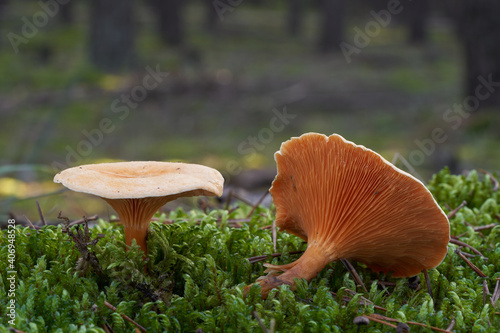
[
  {"xmin": 54, "ymin": 161, "xmax": 224, "ymax": 255},
  {"xmin": 249, "ymin": 133, "xmax": 449, "ymax": 298}
]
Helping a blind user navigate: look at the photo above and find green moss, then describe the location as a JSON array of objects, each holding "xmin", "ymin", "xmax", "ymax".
[{"xmin": 1, "ymin": 168, "xmax": 500, "ymax": 332}]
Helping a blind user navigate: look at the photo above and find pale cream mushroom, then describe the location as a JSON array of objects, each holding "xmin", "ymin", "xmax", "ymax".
[{"xmin": 54, "ymin": 161, "xmax": 223, "ymax": 255}]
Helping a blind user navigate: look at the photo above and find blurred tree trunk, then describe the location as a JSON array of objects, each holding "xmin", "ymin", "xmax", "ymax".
[
  {"xmin": 59, "ymin": 0, "xmax": 74, "ymax": 25},
  {"xmin": 149, "ymin": 0, "xmax": 184, "ymax": 45},
  {"xmin": 318, "ymin": 0, "xmax": 345, "ymax": 53},
  {"xmin": 89, "ymin": 0, "xmax": 135, "ymax": 72},
  {"xmin": 458, "ymin": 0, "xmax": 500, "ymax": 107},
  {"xmin": 287, "ymin": 0, "xmax": 303, "ymax": 37},
  {"xmin": 407, "ymin": 0, "xmax": 429, "ymax": 44},
  {"xmin": 204, "ymin": 0, "xmax": 218, "ymax": 32},
  {"xmin": 0, "ymin": 0, "xmax": 8, "ymax": 20}
]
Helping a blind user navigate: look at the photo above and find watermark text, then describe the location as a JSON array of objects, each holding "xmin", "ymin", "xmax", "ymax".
[{"xmin": 6, "ymin": 219, "xmax": 17, "ymax": 326}]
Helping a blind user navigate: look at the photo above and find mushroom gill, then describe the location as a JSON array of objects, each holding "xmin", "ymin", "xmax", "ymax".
[
  {"xmin": 249, "ymin": 133, "xmax": 450, "ymax": 298},
  {"xmin": 102, "ymin": 196, "xmax": 174, "ymax": 254}
]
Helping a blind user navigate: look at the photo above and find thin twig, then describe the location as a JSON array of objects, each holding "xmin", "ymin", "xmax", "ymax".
[
  {"xmin": 231, "ymin": 192, "xmax": 254, "ymax": 206},
  {"xmin": 67, "ymin": 215, "xmax": 99, "ymax": 227},
  {"xmin": 423, "ymin": 269, "xmax": 434, "ymax": 300},
  {"xmin": 490, "ymin": 277, "xmax": 500, "ymax": 307},
  {"xmin": 24, "ymin": 215, "xmax": 38, "ymax": 231},
  {"xmin": 455, "ymin": 249, "xmax": 487, "ymax": 278},
  {"xmin": 367, "ymin": 313, "xmax": 453, "ymax": 333},
  {"xmin": 227, "ymin": 205, "xmax": 240, "ymax": 214},
  {"xmin": 462, "ymin": 220, "xmax": 486, "ymax": 238},
  {"xmin": 224, "ymin": 189, "xmax": 233, "ymax": 211},
  {"xmin": 104, "ymin": 301, "xmax": 147, "ymax": 332},
  {"xmin": 36, "ymin": 200, "xmax": 47, "ymax": 226},
  {"xmin": 478, "ymin": 169, "xmax": 499, "ymax": 191},
  {"xmin": 252, "ymin": 311, "xmax": 270, "ymax": 333},
  {"xmin": 483, "ymin": 280, "xmax": 490, "ymax": 306},
  {"xmin": 7, "ymin": 189, "xmax": 66, "ymax": 204},
  {"xmin": 474, "ymin": 223, "xmax": 498, "ymax": 231},
  {"xmin": 362, "ymin": 314, "xmax": 397, "ymax": 329},
  {"xmin": 455, "ymin": 251, "xmax": 477, "ymax": 258},
  {"xmin": 269, "ymin": 319, "xmax": 276, "ymax": 333},
  {"xmin": 246, "ymin": 191, "xmax": 269, "ymax": 218},
  {"xmin": 372, "ymin": 280, "xmax": 395, "ymax": 295},
  {"xmin": 247, "ymin": 251, "xmax": 304, "ymax": 264},
  {"xmin": 331, "ymin": 291, "xmax": 387, "ymax": 312},
  {"xmin": 101, "ymin": 323, "xmax": 114, "ymax": 333},
  {"xmin": 446, "ymin": 317, "xmax": 456, "ymax": 332},
  {"xmin": 341, "ymin": 259, "xmax": 368, "ymax": 293},
  {"xmin": 272, "ymin": 219, "xmax": 277, "ymax": 252},
  {"xmin": 198, "ymin": 198, "xmax": 209, "ymax": 213},
  {"xmin": 9, "ymin": 327, "xmax": 26, "ymax": 333},
  {"xmin": 227, "ymin": 218, "xmax": 253, "ymax": 223},
  {"xmin": 370, "ymin": 280, "xmax": 397, "ymax": 287},
  {"xmin": 449, "ymin": 238, "xmax": 486, "ymax": 258},
  {"xmin": 447, "ymin": 200, "xmax": 467, "ymax": 219}
]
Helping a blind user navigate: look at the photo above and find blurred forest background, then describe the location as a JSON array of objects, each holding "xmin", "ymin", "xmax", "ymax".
[{"xmin": 1, "ymin": 0, "xmax": 500, "ymax": 222}]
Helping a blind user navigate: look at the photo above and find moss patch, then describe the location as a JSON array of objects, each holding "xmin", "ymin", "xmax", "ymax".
[{"xmin": 1, "ymin": 168, "xmax": 500, "ymax": 332}]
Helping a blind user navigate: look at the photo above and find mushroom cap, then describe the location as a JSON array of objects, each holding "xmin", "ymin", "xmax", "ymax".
[
  {"xmin": 270, "ymin": 133, "xmax": 450, "ymax": 277},
  {"xmin": 396, "ymin": 322, "xmax": 410, "ymax": 333},
  {"xmin": 54, "ymin": 161, "xmax": 224, "ymax": 200},
  {"xmin": 353, "ymin": 316, "xmax": 370, "ymax": 326}
]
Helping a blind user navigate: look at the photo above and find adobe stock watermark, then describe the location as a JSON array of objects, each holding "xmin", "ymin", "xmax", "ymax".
[
  {"xmin": 224, "ymin": 105, "xmax": 296, "ymax": 180},
  {"xmin": 212, "ymin": 0, "xmax": 245, "ymax": 21},
  {"xmin": 393, "ymin": 74, "xmax": 500, "ymax": 179},
  {"xmin": 6, "ymin": 219, "xmax": 17, "ymax": 327},
  {"xmin": 6, "ymin": 0, "xmax": 72, "ymax": 54},
  {"xmin": 51, "ymin": 65, "xmax": 169, "ymax": 173},
  {"xmin": 340, "ymin": 0, "xmax": 410, "ymax": 64}
]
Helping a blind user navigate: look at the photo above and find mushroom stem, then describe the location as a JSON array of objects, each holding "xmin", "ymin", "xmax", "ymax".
[
  {"xmin": 249, "ymin": 244, "xmax": 334, "ymax": 298},
  {"xmin": 103, "ymin": 197, "xmax": 170, "ymax": 256},
  {"xmin": 123, "ymin": 223, "xmax": 150, "ymax": 255}
]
